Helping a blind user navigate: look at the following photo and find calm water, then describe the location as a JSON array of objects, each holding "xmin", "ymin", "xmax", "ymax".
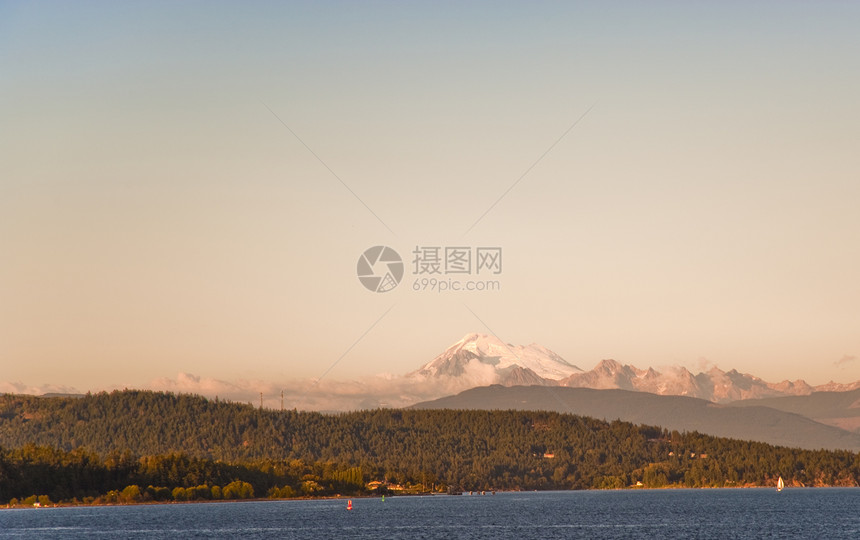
[{"xmin": 2, "ymin": 489, "xmax": 859, "ymax": 539}]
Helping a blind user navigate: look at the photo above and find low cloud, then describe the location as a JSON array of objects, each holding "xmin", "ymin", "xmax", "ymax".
[
  {"xmin": 834, "ymin": 355, "xmax": 856, "ymax": 368},
  {"xmin": 0, "ymin": 381, "xmax": 82, "ymax": 396},
  {"xmin": 0, "ymin": 371, "xmax": 478, "ymax": 411},
  {"xmin": 3, "ymin": 358, "xmax": 523, "ymax": 411},
  {"xmin": 660, "ymin": 357, "xmax": 718, "ymax": 376},
  {"xmin": 144, "ymin": 371, "xmax": 478, "ymax": 411},
  {"xmin": 694, "ymin": 357, "xmax": 717, "ymax": 373}
]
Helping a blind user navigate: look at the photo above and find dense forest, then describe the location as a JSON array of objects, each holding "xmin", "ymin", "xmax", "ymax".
[{"xmin": 1, "ymin": 390, "xmax": 859, "ymax": 505}]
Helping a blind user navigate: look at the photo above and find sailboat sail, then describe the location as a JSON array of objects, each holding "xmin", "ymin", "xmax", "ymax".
[{"xmin": 777, "ymin": 476, "xmax": 784, "ymax": 492}]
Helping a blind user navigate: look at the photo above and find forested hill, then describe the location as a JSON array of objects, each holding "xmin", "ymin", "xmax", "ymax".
[{"xmin": 1, "ymin": 390, "xmax": 859, "ymax": 497}]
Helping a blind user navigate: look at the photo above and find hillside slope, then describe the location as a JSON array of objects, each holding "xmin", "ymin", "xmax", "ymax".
[
  {"xmin": 412, "ymin": 385, "xmax": 860, "ymax": 451},
  {"xmin": 729, "ymin": 389, "xmax": 860, "ymax": 433}
]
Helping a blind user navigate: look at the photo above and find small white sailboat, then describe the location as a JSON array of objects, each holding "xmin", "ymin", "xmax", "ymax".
[{"xmin": 777, "ymin": 476, "xmax": 784, "ymax": 492}]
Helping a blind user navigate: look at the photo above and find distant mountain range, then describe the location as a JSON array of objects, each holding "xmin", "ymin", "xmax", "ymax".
[
  {"xmin": 17, "ymin": 333, "xmax": 859, "ymax": 452},
  {"xmin": 405, "ymin": 334, "xmax": 860, "ymax": 451},
  {"xmin": 412, "ymin": 385, "xmax": 860, "ymax": 452},
  {"xmin": 410, "ymin": 334, "xmax": 860, "ymax": 403}
]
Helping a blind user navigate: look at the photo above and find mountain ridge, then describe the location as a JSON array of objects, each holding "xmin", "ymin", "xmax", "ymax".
[
  {"xmin": 729, "ymin": 388, "xmax": 860, "ymax": 434},
  {"xmin": 411, "ymin": 334, "xmax": 860, "ymax": 404},
  {"xmin": 412, "ymin": 384, "xmax": 860, "ymax": 452}
]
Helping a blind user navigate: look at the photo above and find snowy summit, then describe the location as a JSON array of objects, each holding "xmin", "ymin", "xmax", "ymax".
[{"xmin": 413, "ymin": 333, "xmax": 582, "ymax": 384}]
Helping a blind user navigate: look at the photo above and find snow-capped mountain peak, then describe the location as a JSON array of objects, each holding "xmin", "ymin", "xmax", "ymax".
[{"xmin": 414, "ymin": 333, "xmax": 582, "ymax": 382}]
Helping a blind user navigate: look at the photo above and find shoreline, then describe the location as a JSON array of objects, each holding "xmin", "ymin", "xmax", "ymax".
[{"xmin": 4, "ymin": 483, "xmax": 854, "ymax": 510}]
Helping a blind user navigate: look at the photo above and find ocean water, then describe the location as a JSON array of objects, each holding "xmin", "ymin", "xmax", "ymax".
[{"xmin": 1, "ymin": 489, "xmax": 859, "ymax": 539}]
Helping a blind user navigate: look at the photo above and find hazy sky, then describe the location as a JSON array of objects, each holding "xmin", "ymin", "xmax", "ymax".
[{"xmin": 2, "ymin": 1, "xmax": 859, "ymax": 397}]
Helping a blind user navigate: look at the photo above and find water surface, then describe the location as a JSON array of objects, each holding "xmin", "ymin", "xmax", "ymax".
[{"xmin": 2, "ymin": 488, "xmax": 858, "ymax": 539}]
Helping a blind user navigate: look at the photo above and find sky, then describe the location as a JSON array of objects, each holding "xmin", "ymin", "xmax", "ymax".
[{"xmin": 2, "ymin": 1, "xmax": 859, "ymax": 402}]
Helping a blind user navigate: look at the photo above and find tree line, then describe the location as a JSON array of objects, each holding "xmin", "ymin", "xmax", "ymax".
[
  {"xmin": 0, "ymin": 444, "xmax": 363, "ymax": 505},
  {"xmin": 1, "ymin": 390, "xmax": 859, "ymax": 504}
]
